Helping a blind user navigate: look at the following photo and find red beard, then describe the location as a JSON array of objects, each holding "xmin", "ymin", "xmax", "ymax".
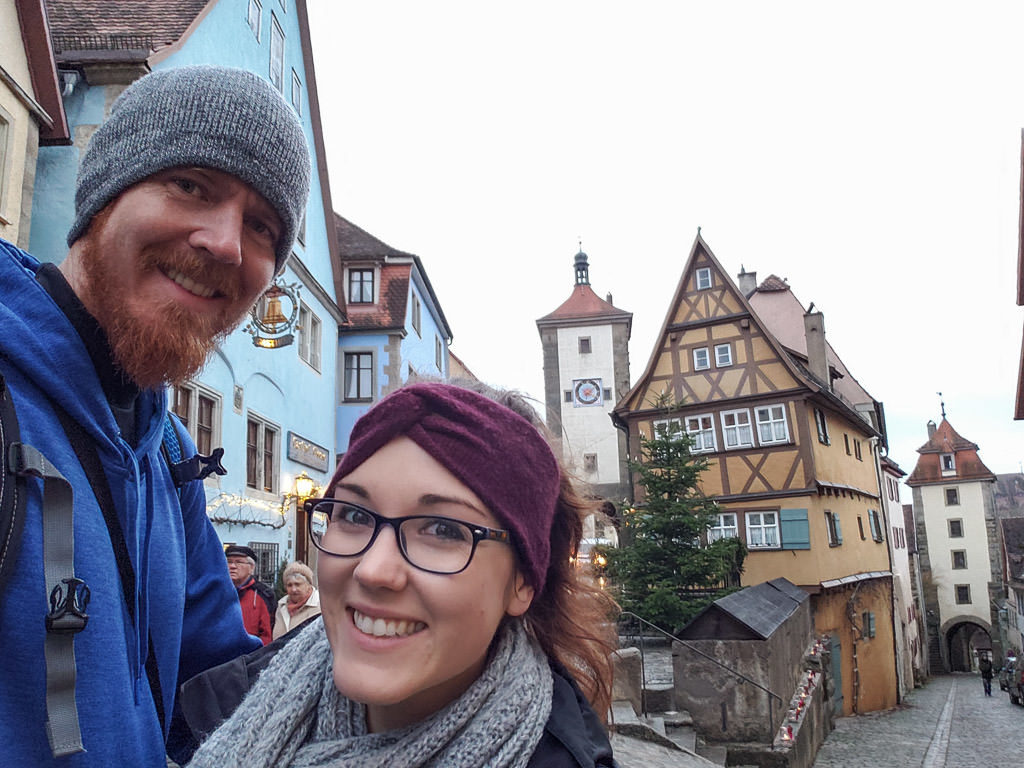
[{"xmin": 75, "ymin": 213, "xmax": 255, "ymax": 389}]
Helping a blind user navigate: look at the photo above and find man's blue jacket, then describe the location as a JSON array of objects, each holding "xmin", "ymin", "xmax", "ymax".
[{"xmin": 0, "ymin": 239, "xmax": 261, "ymax": 766}]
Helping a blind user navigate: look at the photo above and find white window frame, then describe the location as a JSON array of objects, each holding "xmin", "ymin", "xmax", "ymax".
[
  {"xmin": 721, "ymin": 408, "xmax": 754, "ymax": 449},
  {"xmin": 171, "ymin": 382, "xmax": 222, "ymax": 459},
  {"xmin": 245, "ymin": 412, "xmax": 279, "ymax": 495},
  {"xmin": 708, "ymin": 512, "xmax": 738, "ymax": 543},
  {"xmin": 693, "ymin": 347, "xmax": 710, "ymax": 371},
  {"xmin": 745, "ymin": 511, "xmax": 780, "ymax": 549},
  {"xmin": 714, "ymin": 343, "xmax": 733, "ymax": 367},
  {"xmin": 685, "ymin": 413, "xmax": 716, "ymax": 453},
  {"xmin": 941, "ymin": 453, "xmax": 956, "ymax": 473},
  {"xmin": 269, "ymin": 13, "xmax": 285, "ymax": 91},
  {"xmin": 291, "ymin": 69, "xmax": 302, "ymax": 114},
  {"xmin": 297, "ymin": 302, "xmax": 321, "ymax": 372},
  {"xmin": 343, "ymin": 350, "xmax": 374, "ymax": 402},
  {"xmin": 247, "ymin": 0, "xmax": 262, "ymax": 40},
  {"xmin": 755, "ymin": 403, "xmax": 790, "ymax": 445},
  {"xmin": 696, "ymin": 267, "xmax": 712, "ymax": 290},
  {"xmin": 652, "ymin": 417, "xmax": 682, "ymax": 439}
]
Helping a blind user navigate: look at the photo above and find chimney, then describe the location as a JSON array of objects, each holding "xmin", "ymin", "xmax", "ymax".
[
  {"xmin": 927, "ymin": 420, "xmax": 937, "ymax": 438},
  {"xmin": 737, "ymin": 267, "xmax": 757, "ymax": 297},
  {"xmin": 606, "ymin": 292, "xmax": 614, "ymax": 305},
  {"xmin": 803, "ymin": 310, "xmax": 830, "ymax": 389}
]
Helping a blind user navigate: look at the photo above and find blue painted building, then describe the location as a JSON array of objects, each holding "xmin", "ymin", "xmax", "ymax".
[
  {"xmin": 31, "ymin": 0, "xmax": 344, "ymax": 581},
  {"xmin": 333, "ymin": 214, "xmax": 453, "ymax": 452}
]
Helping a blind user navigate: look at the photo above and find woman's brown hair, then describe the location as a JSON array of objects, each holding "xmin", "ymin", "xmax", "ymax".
[{"xmin": 456, "ymin": 380, "xmax": 619, "ymax": 719}]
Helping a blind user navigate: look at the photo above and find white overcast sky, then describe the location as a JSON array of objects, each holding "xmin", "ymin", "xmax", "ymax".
[{"xmin": 308, "ymin": 1, "xmax": 1024, "ymax": 482}]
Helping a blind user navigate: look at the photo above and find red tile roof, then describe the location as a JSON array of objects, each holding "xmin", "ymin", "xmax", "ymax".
[
  {"xmin": 906, "ymin": 418, "xmax": 995, "ymax": 485},
  {"xmin": 46, "ymin": 0, "xmax": 211, "ymax": 53},
  {"xmin": 758, "ymin": 274, "xmax": 790, "ymax": 292},
  {"xmin": 537, "ymin": 284, "xmax": 631, "ymax": 323},
  {"xmin": 343, "ymin": 264, "xmax": 410, "ymax": 331}
]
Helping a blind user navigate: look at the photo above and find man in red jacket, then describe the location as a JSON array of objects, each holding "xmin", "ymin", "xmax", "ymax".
[{"xmin": 225, "ymin": 545, "xmax": 275, "ymax": 645}]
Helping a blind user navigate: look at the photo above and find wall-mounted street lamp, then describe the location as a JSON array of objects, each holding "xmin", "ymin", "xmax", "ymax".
[
  {"xmin": 281, "ymin": 471, "xmax": 322, "ymax": 565},
  {"xmin": 244, "ymin": 279, "xmax": 301, "ymax": 349}
]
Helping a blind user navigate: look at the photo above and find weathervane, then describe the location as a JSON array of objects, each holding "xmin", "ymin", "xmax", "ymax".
[{"xmin": 936, "ymin": 392, "xmax": 946, "ymax": 419}]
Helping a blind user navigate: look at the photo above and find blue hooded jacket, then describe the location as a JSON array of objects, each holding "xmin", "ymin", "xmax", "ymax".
[{"xmin": 0, "ymin": 238, "xmax": 261, "ymax": 766}]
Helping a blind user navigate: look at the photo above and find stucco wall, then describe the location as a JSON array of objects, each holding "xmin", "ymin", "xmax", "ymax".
[{"xmin": 811, "ymin": 578, "xmax": 898, "ymax": 714}]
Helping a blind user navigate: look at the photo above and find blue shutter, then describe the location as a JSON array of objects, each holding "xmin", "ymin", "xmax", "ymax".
[
  {"xmin": 780, "ymin": 508, "xmax": 810, "ymax": 550},
  {"xmin": 835, "ymin": 513, "xmax": 843, "ymax": 544}
]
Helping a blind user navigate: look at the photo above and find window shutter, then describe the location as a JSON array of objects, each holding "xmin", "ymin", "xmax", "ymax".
[
  {"xmin": 835, "ymin": 514, "xmax": 843, "ymax": 544},
  {"xmin": 780, "ymin": 508, "xmax": 810, "ymax": 550}
]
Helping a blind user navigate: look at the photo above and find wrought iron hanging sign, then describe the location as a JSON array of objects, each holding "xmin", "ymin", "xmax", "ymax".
[{"xmin": 244, "ymin": 279, "xmax": 301, "ymax": 349}]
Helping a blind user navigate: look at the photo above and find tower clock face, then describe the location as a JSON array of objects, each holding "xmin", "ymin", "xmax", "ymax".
[{"xmin": 573, "ymin": 378, "xmax": 603, "ymax": 406}]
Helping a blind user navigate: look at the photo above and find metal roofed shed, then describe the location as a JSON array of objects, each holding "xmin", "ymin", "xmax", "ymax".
[{"xmin": 679, "ymin": 578, "xmax": 810, "ymax": 641}]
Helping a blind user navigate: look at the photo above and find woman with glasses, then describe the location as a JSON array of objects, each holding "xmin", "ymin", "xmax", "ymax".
[{"xmin": 183, "ymin": 381, "xmax": 618, "ymax": 768}]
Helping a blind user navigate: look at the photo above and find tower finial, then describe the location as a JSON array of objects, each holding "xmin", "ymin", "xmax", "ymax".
[
  {"xmin": 573, "ymin": 242, "xmax": 590, "ymax": 286},
  {"xmin": 937, "ymin": 392, "xmax": 946, "ymax": 419}
]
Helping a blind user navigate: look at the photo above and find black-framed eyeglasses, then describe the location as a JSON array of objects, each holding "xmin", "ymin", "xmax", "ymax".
[{"xmin": 305, "ymin": 498, "xmax": 511, "ymax": 575}]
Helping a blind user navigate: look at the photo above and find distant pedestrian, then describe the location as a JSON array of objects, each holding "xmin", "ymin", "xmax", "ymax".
[
  {"xmin": 273, "ymin": 561, "xmax": 321, "ymax": 640},
  {"xmin": 979, "ymin": 652, "xmax": 994, "ymax": 696},
  {"xmin": 226, "ymin": 545, "xmax": 276, "ymax": 645}
]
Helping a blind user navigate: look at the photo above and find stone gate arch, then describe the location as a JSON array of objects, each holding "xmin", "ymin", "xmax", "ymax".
[{"xmin": 940, "ymin": 615, "xmax": 992, "ymax": 672}]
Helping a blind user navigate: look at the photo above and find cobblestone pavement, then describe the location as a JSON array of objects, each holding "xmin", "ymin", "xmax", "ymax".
[{"xmin": 812, "ymin": 673, "xmax": 1023, "ymax": 767}]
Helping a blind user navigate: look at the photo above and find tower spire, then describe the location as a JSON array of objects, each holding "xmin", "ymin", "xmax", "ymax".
[
  {"xmin": 574, "ymin": 241, "xmax": 590, "ymax": 286},
  {"xmin": 937, "ymin": 392, "xmax": 946, "ymax": 419}
]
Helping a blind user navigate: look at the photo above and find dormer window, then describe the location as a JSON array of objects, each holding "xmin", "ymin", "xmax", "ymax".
[
  {"xmin": 941, "ymin": 453, "xmax": 955, "ymax": 473},
  {"xmin": 696, "ymin": 268, "xmax": 712, "ymax": 290},
  {"xmin": 348, "ymin": 269, "xmax": 374, "ymax": 303}
]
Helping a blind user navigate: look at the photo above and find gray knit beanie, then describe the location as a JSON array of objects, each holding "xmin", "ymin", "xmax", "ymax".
[{"xmin": 68, "ymin": 65, "xmax": 311, "ymax": 273}]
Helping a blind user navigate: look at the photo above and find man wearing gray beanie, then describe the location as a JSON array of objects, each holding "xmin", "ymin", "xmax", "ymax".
[{"xmin": 0, "ymin": 65, "xmax": 310, "ymax": 766}]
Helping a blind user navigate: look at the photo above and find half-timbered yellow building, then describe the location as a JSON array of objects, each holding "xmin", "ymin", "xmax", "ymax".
[{"xmin": 613, "ymin": 234, "xmax": 899, "ymax": 714}]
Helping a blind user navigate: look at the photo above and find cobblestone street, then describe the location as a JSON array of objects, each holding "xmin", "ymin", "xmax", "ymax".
[{"xmin": 813, "ymin": 673, "xmax": 1022, "ymax": 767}]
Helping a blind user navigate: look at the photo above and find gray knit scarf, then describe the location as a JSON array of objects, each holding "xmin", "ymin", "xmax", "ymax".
[{"xmin": 188, "ymin": 617, "xmax": 553, "ymax": 768}]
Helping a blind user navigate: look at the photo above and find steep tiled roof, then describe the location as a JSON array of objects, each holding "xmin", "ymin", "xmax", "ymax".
[
  {"xmin": 906, "ymin": 418, "xmax": 995, "ymax": 485},
  {"xmin": 757, "ymin": 274, "xmax": 790, "ymax": 292},
  {"xmin": 1001, "ymin": 517, "xmax": 1024, "ymax": 582},
  {"xmin": 342, "ymin": 264, "xmax": 410, "ymax": 332},
  {"xmin": 537, "ymin": 284, "xmax": 631, "ymax": 323},
  {"xmin": 334, "ymin": 213, "xmax": 412, "ymax": 260},
  {"xmin": 46, "ymin": 0, "xmax": 211, "ymax": 53}
]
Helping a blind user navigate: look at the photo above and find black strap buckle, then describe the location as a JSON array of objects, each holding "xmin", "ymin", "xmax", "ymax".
[
  {"xmin": 46, "ymin": 577, "xmax": 91, "ymax": 634},
  {"xmin": 169, "ymin": 448, "xmax": 227, "ymax": 488}
]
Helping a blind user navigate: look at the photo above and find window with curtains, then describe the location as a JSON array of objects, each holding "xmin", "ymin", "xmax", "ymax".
[
  {"xmin": 245, "ymin": 414, "xmax": 279, "ymax": 494},
  {"xmin": 755, "ymin": 404, "xmax": 789, "ymax": 445},
  {"xmin": 343, "ymin": 352, "xmax": 374, "ymax": 402}
]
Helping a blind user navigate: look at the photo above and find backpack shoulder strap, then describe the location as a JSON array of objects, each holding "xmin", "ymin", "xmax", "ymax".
[{"xmin": 1, "ymin": 373, "xmax": 88, "ymax": 757}]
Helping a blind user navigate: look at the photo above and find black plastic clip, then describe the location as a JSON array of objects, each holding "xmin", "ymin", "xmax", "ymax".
[
  {"xmin": 46, "ymin": 577, "xmax": 91, "ymax": 634},
  {"xmin": 169, "ymin": 448, "xmax": 227, "ymax": 488}
]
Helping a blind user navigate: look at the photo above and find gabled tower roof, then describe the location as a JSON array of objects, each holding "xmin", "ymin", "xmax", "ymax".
[
  {"xmin": 906, "ymin": 418, "xmax": 995, "ymax": 485},
  {"xmin": 537, "ymin": 250, "xmax": 632, "ymax": 330}
]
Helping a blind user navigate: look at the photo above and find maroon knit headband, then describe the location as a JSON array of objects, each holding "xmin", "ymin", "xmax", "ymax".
[{"xmin": 328, "ymin": 383, "xmax": 561, "ymax": 593}]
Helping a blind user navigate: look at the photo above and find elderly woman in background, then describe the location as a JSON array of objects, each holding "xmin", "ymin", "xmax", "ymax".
[{"xmin": 273, "ymin": 561, "xmax": 322, "ymax": 640}]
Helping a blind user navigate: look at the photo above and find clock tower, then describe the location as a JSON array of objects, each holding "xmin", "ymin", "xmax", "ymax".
[{"xmin": 536, "ymin": 249, "xmax": 632, "ymax": 503}]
